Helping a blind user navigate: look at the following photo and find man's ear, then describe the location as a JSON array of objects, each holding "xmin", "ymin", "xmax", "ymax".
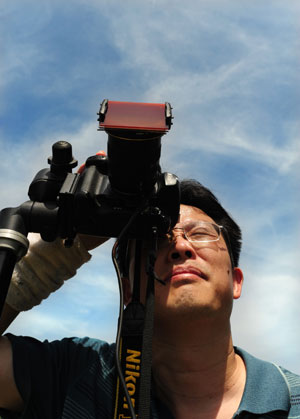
[
  {"xmin": 233, "ymin": 267, "xmax": 244, "ymax": 300},
  {"xmin": 121, "ymin": 277, "xmax": 132, "ymax": 306}
]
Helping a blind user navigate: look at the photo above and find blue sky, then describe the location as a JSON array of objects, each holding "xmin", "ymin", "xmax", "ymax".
[{"xmin": 1, "ymin": 0, "xmax": 300, "ymax": 373}]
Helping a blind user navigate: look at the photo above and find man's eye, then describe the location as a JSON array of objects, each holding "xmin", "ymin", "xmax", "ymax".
[
  {"xmin": 190, "ymin": 232, "xmax": 208, "ymax": 239},
  {"xmin": 189, "ymin": 228, "xmax": 214, "ymax": 239},
  {"xmin": 191, "ymin": 228, "xmax": 208, "ymax": 235}
]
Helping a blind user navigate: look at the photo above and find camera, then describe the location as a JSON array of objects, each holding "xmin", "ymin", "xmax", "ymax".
[{"xmin": 0, "ymin": 100, "xmax": 180, "ymax": 253}]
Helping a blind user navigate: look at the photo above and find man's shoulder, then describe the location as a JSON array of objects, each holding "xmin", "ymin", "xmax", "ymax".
[
  {"xmin": 236, "ymin": 346, "xmax": 300, "ymax": 380},
  {"xmin": 69, "ymin": 336, "xmax": 115, "ymax": 352},
  {"xmin": 69, "ymin": 336, "xmax": 116, "ymax": 364},
  {"xmin": 5, "ymin": 333, "xmax": 114, "ymax": 348},
  {"xmin": 5, "ymin": 333, "xmax": 116, "ymax": 366},
  {"xmin": 235, "ymin": 347, "xmax": 300, "ymax": 417}
]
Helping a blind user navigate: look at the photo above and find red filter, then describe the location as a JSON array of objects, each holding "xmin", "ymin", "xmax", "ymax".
[{"xmin": 98, "ymin": 100, "xmax": 171, "ymax": 132}]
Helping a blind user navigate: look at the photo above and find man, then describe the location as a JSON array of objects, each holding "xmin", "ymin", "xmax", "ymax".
[{"xmin": 0, "ymin": 180, "xmax": 299, "ymax": 418}]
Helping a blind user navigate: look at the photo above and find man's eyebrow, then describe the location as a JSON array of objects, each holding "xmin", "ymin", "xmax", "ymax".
[{"xmin": 174, "ymin": 219, "xmax": 206, "ymax": 226}]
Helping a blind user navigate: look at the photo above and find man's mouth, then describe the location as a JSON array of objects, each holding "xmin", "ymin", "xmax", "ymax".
[{"xmin": 164, "ymin": 267, "xmax": 208, "ymax": 283}]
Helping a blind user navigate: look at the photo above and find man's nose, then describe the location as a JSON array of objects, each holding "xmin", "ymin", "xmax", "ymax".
[{"xmin": 168, "ymin": 233, "xmax": 195, "ymax": 260}]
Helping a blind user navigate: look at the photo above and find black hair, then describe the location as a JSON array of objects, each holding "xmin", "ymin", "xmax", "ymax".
[{"xmin": 179, "ymin": 179, "xmax": 242, "ymax": 267}]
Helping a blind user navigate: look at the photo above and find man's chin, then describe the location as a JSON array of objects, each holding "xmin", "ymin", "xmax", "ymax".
[{"xmin": 155, "ymin": 300, "xmax": 218, "ymax": 322}]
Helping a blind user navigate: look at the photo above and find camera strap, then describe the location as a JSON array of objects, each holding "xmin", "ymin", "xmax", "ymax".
[
  {"xmin": 114, "ymin": 239, "xmax": 156, "ymax": 419},
  {"xmin": 138, "ymin": 254, "xmax": 155, "ymax": 419},
  {"xmin": 114, "ymin": 301, "xmax": 145, "ymax": 419}
]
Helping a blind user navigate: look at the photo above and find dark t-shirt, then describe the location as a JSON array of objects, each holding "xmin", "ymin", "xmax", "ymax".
[{"xmin": 2, "ymin": 334, "xmax": 300, "ymax": 418}]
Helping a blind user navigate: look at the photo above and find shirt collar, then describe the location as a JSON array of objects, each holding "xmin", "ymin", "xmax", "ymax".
[{"xmin": 235, "ymin": 347, "xmax": 290, "ymax": 415}]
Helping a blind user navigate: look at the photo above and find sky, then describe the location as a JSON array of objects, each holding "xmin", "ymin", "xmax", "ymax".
[{"xmin": 1, "ymin": 0, "xmax": 300, "ymax": 373}]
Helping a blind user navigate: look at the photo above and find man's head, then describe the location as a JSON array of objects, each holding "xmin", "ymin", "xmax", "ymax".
[{"xmin": 119, "ymin": 179, "xmax": 243, "ymax": 317}]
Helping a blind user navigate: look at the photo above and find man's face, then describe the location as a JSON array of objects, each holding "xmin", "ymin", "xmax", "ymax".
[{"xmin": 139, "ymin": 204, "xmax": 243, "ymax": 324}]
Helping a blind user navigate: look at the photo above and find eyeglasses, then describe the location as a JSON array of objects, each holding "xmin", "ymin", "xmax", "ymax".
[{"xmin": 157, "ymin": 220, "xmax": 224, "ymax": 249}]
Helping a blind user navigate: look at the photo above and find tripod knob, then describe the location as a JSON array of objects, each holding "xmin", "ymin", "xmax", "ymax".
[{"xmin": 48, "ymin": 141, "xmax": 78, "ymax": 174}]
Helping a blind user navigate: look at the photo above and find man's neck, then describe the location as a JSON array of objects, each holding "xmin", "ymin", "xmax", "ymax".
[{"xmin": 152, "ymin": 319, "xmax": 246, "ymax": 419}]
